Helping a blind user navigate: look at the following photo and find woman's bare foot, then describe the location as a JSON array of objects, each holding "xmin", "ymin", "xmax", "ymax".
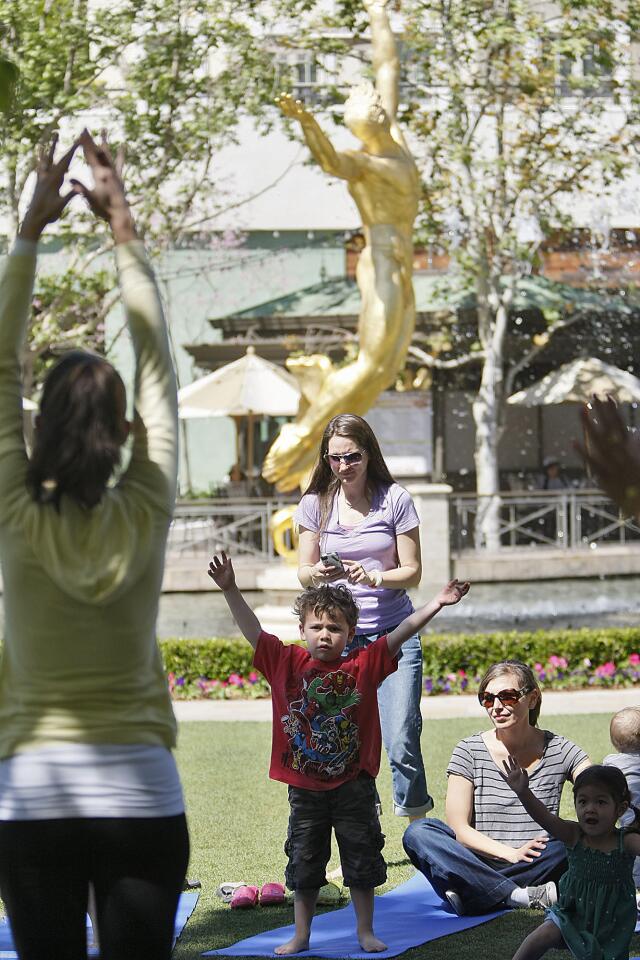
[
  {"xmin": 275, "ymin": 935, "xmax": 310, "ymax": 955},
  {"xmin": 358, "ymin": 931, "xmax": 387, "ymax": 952}
]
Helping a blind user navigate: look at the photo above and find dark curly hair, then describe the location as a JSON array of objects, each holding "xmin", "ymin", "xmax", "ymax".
[
  {"xmin": 27, "ymin": 350, "xmax": 128, "ymax": 510},
  {"xmin": 293, "ymin": 583, "xmax": 359, "ymax": 629}
]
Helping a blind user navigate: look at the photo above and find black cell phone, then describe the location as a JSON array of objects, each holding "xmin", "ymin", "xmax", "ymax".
[{"xmin": 321, "ymin": 551, "xmax": 344, "ymax": 572}]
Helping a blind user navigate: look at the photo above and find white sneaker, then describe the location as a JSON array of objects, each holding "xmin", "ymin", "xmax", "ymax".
[
  {"xmin": 444, "ymin": 889, "xmax": 465, "ymax": 915},
  {"xmin": 527, "ymin": 882, "xmax": 557, "ymax": 910}
]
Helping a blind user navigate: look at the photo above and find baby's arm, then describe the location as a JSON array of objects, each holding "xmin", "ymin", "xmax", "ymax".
[
  {"xmin": 386, "ymin": 579, "xmax": 470, "ymax": 657},
  {"xmin": 207, "ymin": 552, "xmax": 262, "ymax": 649},
  {"xmin": 503, "ymin": 757, "xmax": 580, "ymax": 846}
]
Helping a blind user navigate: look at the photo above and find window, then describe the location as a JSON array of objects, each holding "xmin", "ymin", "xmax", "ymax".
[
  {"xmin": 557, "ymin": 43, "xmax": 613, "ymax": 98},
  {"xmin": 274, "ymin": 52, "xmax": 331, "ymax": 106}
]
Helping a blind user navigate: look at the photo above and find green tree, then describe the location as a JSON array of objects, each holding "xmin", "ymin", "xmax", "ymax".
[
  {"xmin": 275, "ymin": 0, "xmax": 640, "ymax": 547},
  {"xmin": 0, "ymin": 0, "xmax": 277, "ymax": 391}
]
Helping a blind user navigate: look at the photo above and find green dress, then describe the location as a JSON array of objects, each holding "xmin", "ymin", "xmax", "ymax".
[{"xmin": 548, "ymin": 829, "xmax": 636, "ymax": 960}]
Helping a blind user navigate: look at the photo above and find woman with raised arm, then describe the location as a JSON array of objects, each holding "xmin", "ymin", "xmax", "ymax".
[
  {"xmin": 0, "ymin": 132, "xmax": 189, "ymax": 960},
  {"xmin": 403, "ymin": 660, "xmax": 590, "ymax": 916},
  {"xmin": 295, "ymin": 413, "xmax": 432, "ymax": 821}
]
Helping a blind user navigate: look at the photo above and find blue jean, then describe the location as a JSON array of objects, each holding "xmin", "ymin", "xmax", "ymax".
[
  {"xmin": 345, "ymin": 630, "xmax": 432, "ymax": 818},
  {"xmin": 403, "ymin": 818, "xmax": 568, "ymax": 914}
]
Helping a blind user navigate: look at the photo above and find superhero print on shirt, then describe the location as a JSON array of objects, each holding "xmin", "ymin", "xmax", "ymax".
[{"xmin": 281, "ymin": 667, "xmax": 362, "ymax": 781}]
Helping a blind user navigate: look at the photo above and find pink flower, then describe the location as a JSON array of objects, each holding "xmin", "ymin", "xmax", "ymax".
[
  {"xmin": 629, "ymin": 653, "xmax": 640, "ymax": 665},
  {"xmin": 549, "ymin": 655, "xmax": 568, "ymax": 669},
  {"xmin": 457, "ymin": 669, "xmax": 467, "ymax": 678},
  {"xmin": 228, "ymin": 673, "xmax": 244, "ymax": 687},
  {"xmin": 447, "ymin": 673, "xmax": 457, "ymax": 682},
  {"xmin": 534, "ymin": 663, "xmax": 543, "ymax": 672},
  {"xmin": 595, "ymin": 661, "xmax": 616, "ymax": 677},
  {"xmin": 248, "ymin": 671, "xmax": 260, "ymax": 683}
]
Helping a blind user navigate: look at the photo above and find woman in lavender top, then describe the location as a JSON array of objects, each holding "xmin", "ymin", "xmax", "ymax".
[{"xmin": 295, "ymin": 413, "xmax": 432, "ymax": 819}]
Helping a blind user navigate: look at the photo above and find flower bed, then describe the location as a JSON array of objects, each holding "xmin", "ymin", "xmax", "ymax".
[
  {"xmin": 422, "ymin": 652, "xmax": 640, "ymax": 696},
  {"xmin": 160, "ymin": 629, "xmax": 640, "ymax": 700},
  {"xmin": 168, "ymin": 670, "xmax": 270, "ymax": 700}
]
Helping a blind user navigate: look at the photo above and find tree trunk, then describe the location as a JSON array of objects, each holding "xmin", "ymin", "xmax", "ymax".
[
  {"xmin": 472, "ymin": 366, "xmax": 501, "ymax": 550},
  {"xmin": 472, "ymin": 279, "xmax": 510, "ymax": 550}
]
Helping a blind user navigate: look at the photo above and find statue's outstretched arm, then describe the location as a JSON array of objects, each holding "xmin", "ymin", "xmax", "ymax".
[
  {"xmin": 277, "ymin": 94, "xmax": 360, "ymax": 181},
  {"xmin": 364, "ymin": 0, "xmax": 399, "ymax": 123}
]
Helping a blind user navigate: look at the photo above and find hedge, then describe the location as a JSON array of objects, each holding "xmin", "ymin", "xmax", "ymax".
[{"xmin": 159, "ymin": 627, "xmax": 640, "ymax": 698}]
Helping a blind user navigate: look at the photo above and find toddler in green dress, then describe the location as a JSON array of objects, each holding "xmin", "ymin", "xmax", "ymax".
[{"xmin": 503, "ymin": 762, "xmax": 640, "ymax": 960}]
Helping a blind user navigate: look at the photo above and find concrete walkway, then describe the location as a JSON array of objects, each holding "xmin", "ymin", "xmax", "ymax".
[{"xmin": 173, "ymin": 687, "xmax": 640, "ymax": 722}]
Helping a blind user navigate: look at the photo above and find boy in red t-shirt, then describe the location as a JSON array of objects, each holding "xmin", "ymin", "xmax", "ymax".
[{"xmin": 207, "ymin": 551, "xmax": 469, "ymax": 955}]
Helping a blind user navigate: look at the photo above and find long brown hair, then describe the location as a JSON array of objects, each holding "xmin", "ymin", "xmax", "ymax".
[
  {"xmin": 302, "ymin": 414, "xmax": 395, "ymax": 532},
  {"xmin": 477, "ymin": 660, "xmax": 542, "ymax": 726},
  {"xmin": 27, "ymin": 350, "xmax": 128, "ymax": 510}
]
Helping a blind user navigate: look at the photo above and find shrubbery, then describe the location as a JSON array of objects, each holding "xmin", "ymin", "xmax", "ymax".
[{"xmin": 159, "ymin": 627, "xmax": 640, "ymax": 699}]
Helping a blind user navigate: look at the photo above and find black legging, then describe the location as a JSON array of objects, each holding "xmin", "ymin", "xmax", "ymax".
[{"xmin": 0, "ymin": 814, "xmax": 189, "ymax": 960}]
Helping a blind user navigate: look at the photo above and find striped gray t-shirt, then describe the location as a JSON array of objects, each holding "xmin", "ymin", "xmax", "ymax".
[{"xmin": 447, "ymin": 731, "xmax": 588, "ymax": 849}]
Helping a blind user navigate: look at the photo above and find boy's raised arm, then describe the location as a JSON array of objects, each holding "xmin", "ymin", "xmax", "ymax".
[
  {"xmin": 386, "ymin": 579, "xmax": 470, "ymax": 657},
  {"xmin": 207, "ymin": 553, "xmax": 262, "ymax": 649}
]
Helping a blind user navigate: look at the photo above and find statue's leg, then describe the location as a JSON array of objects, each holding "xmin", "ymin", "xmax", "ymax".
[{"xmin": 262, "ymin": 243, "xmax": 415, "ymax": 489}]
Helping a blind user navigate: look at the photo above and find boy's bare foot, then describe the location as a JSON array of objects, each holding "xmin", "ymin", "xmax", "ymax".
[
  {"xmin": 358, "ymin": 931, "xmax": 387, "ymax": 952},
  {"xmin": 275, "ymin": 935, "xmax": 310, "ymax": 955}
]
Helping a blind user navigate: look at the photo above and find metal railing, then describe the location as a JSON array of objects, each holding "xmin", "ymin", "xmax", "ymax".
[
  {"xmin": 167, "ymin": 498, "xmax": 297, "ymax": 561},
  {"xmin": 451, "ymin": 490, "xmax": 640, "ymax": 552}
]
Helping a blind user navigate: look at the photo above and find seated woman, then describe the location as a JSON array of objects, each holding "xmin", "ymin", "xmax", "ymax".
[{"xmin": 403, "ymin": 660, "xmax": 590, "ymax": 916}]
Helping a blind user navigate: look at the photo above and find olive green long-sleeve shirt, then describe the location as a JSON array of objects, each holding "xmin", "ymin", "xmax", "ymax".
[{"xmin": 0, "ymin": 240, "xmax": 178, "ymax": 758}]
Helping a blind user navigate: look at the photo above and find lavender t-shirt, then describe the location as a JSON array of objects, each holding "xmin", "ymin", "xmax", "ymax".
[{"xmin": 294, "ymin": 483, "xmax": 419, "ymax": 633}]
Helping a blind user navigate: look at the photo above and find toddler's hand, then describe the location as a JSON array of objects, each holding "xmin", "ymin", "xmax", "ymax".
[{"xmin": 502, "ymin": 755, "xmax": 529, "ymax": 795}]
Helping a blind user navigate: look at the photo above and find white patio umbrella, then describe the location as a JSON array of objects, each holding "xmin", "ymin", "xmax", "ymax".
[
  {"xmin": 178, "ymin": 346, "xmax": 300, "ymax": 473},
  {"xmin": 507, "ymin": 357, "xmax": 640, "ymax": 406}
]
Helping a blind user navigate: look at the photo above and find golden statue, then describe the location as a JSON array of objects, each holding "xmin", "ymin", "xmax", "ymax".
[{"xmin": 262, "ymin": 0, "xmax": 420, "ymax": 491}]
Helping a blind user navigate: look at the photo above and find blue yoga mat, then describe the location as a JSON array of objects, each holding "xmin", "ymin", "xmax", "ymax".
[
  {"xmin": 0, "ymin": 890, "xmax": 198, "ymax": 959},
  {"xmin": 204, "ymin": 873, "xmax": 505, "ymax": 959}
]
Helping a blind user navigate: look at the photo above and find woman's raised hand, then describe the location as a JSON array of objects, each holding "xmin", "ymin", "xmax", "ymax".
[
  {"xmin": 18, "ymin": 135, "xmax": 78, "ymax": 242},
  {"xmin": 73, "ymin": 130, "xmax": 136, "ymax": 242}
]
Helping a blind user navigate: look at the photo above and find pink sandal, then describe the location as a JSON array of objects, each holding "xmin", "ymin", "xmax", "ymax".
[
  {"xmin": 260, "ymin": 882, "xmax": 286, "ymax": 905},
  {"xmin": 230, "ymin": 885, "xmax": 259, "ymax": 909}
]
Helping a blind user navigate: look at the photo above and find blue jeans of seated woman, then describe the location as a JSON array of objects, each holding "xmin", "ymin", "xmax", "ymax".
[
  {"xmin": 344, "ymin": 630, "xmax": 432, "ymax": 818},
  {"xmin": 403, "ymin": 818, "xmax": 567, "ymax": 914}
]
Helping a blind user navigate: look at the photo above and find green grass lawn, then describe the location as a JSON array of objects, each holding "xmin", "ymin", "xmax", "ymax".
[{"xmin": 173, "ymin": 714, "xmax": 640, "ymax": 959}]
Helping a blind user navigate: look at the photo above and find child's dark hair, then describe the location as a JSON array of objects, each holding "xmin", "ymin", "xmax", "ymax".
[
  {"xmin": 27, "ymin": 350, "xmax": 127, "ymax": 510},
  {"xmin": 293, "ymin": 584, "xmax": 359, "ymax": 630},
  {"xmin": 573, "ymin": 765, "xmax": 640, "ymax": 832}
]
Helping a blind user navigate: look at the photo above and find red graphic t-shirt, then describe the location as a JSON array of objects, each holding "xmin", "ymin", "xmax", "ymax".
[{"xmin": 253, "ymin": 631, "xmax": 398, "ymax": 791}]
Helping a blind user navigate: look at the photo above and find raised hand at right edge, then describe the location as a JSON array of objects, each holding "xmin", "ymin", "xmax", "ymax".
[{"xmin": 577, "ymin": 396, "xmax": 640, "ymax": 519}]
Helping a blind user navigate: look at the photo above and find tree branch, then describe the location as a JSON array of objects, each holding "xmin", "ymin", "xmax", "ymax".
[{"xmin": 407, "ymin": 343, "xmax": 484, "ymax": 369}]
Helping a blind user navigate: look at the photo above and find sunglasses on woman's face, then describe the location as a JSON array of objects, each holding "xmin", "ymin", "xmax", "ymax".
[
  {"xmin": 324, "ymin": 452, "xmax": 364, "ymax": 466},
  {"xmin": 479, "ymin": 687, "xmax": 531, "ymax": 709}
]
